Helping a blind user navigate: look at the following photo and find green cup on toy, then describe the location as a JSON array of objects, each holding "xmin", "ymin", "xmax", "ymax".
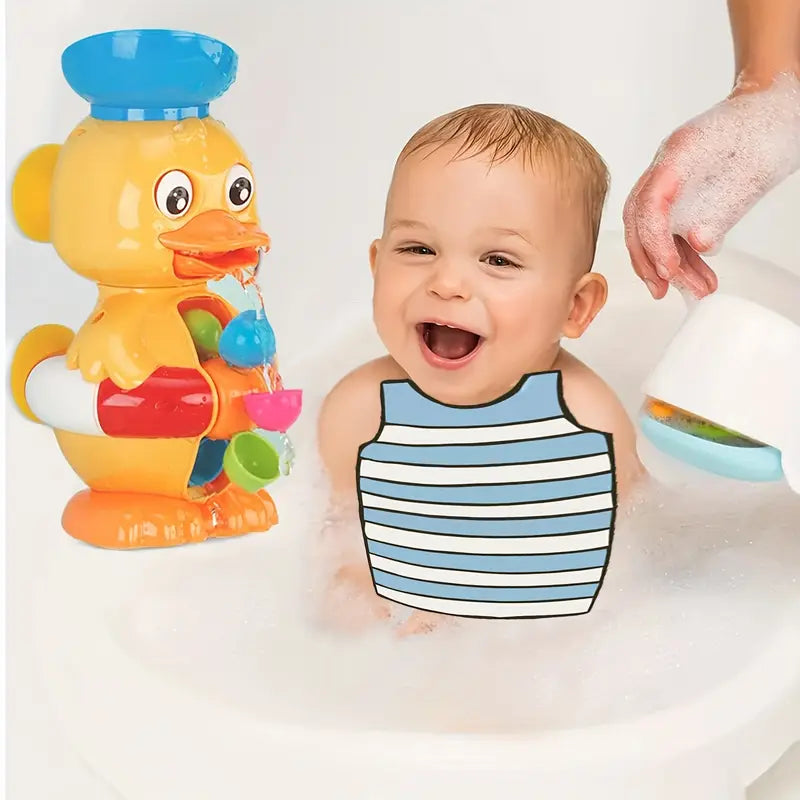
[
  {"xmin": 223, "ymin": 431, "xmax": 281, "ymax": 492},
  {"xmin": 181, "ymin": 308, "xmax": 222, "ymax": 359}
]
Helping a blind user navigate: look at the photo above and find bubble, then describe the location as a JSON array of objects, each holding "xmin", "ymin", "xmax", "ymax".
[
  {"xmin": 666, "ymin": 73, "xmax": 800, "ymax": 245},
  {"xmin": 117, "ymin": 307, "xmax": 800, "ymax": 738}
]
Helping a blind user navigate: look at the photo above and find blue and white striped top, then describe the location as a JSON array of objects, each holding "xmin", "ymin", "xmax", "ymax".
[{"xmin": 356, "ymin": 372, "xmax": 617, "ymax": 619}]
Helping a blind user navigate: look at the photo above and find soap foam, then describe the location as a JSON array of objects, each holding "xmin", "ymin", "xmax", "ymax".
[
  {"xmin": 665, "ymin": 73, "xmax": 800, "ymax": 250},
  {"xmin": 116, "ymin": 450, "xmax": 800, "ymax": 735},
  {"xmin": 112, "ymin": 310, "xmax": 800, "ymax": 737}
]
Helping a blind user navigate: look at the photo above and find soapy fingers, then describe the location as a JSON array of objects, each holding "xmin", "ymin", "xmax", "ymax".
[
  {"xmin": 622, "ymin": 171, "xmax": 668, "ymax": 298},
  {"xmin": 624, "ymin": 73, "xmax": 800, "ymax": 299},
  {"xmin": 624, "ymin": 146, "xmax": 719, "ymax": 299}
]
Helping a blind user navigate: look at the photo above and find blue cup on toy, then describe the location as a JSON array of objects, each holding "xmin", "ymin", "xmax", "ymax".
[
  {"xmin": 219, "ymin": 310, "xmax": 275, "ymax": 369},
  {"xmin": 189, "ymin": 437, "xmax": 228, "ymax": 486}
]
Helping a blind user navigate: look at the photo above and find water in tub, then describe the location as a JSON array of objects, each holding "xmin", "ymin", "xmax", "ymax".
[{"xmin": 111, "ymin": 264, "xmax": 800, "ymax": 735}]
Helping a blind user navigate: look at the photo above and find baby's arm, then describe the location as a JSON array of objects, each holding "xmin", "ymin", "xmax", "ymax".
[
  {"xmin": 316, "ymin": 357, "xmax": 405, "ymax": 629},
  {"xmin": 318, "ymin": 356, "xmax": 405, "ymax": 495},
  {"xmin": 558, "ymin": 353, "xmax": 646, "ymax": 500}
]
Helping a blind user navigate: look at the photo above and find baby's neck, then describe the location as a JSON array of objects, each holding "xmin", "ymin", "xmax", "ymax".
[
  {"xmin": 547, "ymin": 344, "xmax": 567, "ymax": 372},
  {"xmin": 523, "ymin": 342, "xmax": 563, "ymax": 377}
]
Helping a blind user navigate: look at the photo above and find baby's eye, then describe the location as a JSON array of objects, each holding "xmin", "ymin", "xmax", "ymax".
[
  {"xmin": 398, "ymin": 245, "xmax": 436, "ymax": 256},
  {"xmin": 485, "ymin": 254, "xmax": 522, "ymax": 269}
]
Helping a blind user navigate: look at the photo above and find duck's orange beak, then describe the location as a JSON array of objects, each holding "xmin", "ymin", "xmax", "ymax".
[{"xmin": 159, "ymin": 210, "xmax": 271, "ymax": 280}]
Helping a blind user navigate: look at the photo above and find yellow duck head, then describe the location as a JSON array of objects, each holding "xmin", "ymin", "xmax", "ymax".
[{"xmin": 12, "ymin": 29, "xmax": 270, "ymax": 289}]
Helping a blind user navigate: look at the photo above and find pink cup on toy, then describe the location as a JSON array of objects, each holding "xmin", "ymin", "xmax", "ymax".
[{"xmin": 244, "ymin": 389, "xmax": 302, "ymax": 432}]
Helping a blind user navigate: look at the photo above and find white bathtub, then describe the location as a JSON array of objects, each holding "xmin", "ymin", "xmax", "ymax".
[
  {"xmin": 5, "ymin": 235, "xmax": 800, "ymax": 800},
  {"xmin": 5, "ymin": 1, "xmax": 800, "ymax": 798}
]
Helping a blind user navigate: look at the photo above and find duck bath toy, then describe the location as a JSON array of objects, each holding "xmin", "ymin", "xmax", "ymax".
[
  {"xmin": 9, "ymin": 29, "xmax": 302, "ymax": 549},
  {"xmin": 637, "ymin": 291, "xmax": 800, "ymax": 492}
]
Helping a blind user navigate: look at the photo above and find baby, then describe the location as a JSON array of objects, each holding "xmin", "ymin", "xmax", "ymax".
[{"xmin": 317, "ymin": 103, "xmax": 644, "ymax": 634}]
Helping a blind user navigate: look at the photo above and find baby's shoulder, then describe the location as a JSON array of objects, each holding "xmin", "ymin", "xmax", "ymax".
[
  {"xmin": 556, "ymin": 350, "xmax": 644, "ymax": 494},
  {"xmin": 557, "ymin": 353, "xmax": 624, "ymax": 425},
  {"xmin": 317, "ymin": 356, "xmax": 406, "ymax": 493},
  {"xmin": 320, "ymin": 356, "xmax": 406, "ymax": 418}
]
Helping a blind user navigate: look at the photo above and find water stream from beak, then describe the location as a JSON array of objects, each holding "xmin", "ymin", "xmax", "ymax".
[{"xmin": 215, "ymin": 249, "xmax": 296, "ymax": 476}]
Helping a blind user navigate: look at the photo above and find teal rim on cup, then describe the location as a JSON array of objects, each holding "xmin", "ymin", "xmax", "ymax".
[{"xmin": 223, "ymin": 431, "xmax": 280, "ymax": 492}]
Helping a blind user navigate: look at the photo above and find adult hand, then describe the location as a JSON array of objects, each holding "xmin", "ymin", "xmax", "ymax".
[{"xmin": 623, "ymin": 73, "xmax": 800, "ymax": 299}]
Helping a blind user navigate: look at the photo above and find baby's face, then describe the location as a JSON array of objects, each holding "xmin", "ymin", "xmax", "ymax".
[{"xmin": 371, "ymin": 144, "xmax": 590, "ymax": 405}]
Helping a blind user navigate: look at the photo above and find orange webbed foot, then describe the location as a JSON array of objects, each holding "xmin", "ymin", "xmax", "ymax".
[
  {"xmin": 62, "ymin": 484, "xmax": 278, "ymax": 550},
  {"xmin": 62, "ymin": 490, "xmax": 207, "ymax": 549},
  {"xmin": 201, "ymin": 483, "xmax": 278, "ymax": 538}
]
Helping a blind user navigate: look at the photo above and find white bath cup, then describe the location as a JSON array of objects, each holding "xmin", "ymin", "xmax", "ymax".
[{"xmin": 640, "ymin": 291, "xmax": 800, "ymax": 493}]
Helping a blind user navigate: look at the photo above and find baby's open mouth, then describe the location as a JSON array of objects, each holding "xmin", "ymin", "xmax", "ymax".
[{"xmin": 417, "ymin": 322, "xmax": 483, "ymax": 361}]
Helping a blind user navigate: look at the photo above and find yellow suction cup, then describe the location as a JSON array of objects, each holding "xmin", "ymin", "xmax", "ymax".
[{"xmin": 12, "ymin": 144, "xmax": 61, "ymax": 243}]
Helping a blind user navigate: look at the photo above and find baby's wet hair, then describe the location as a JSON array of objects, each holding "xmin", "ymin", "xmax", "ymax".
[{"xmin": 397, "ymin": 104, "xmax": 610, "ymax": 267}]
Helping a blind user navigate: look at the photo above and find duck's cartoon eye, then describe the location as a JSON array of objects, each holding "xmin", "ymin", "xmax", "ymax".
[
  {"xmin": 155, "ymin": 170, "xmax": 193, "ymax": 219},
  {"xmin": 225, "ymin": 164, "xmax": 254, "ymax": 211}
]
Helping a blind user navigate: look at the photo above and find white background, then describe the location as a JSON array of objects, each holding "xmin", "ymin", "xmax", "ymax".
[{"xmin": 5, "ymin": 0, "xmax": 799, "ymax": 797}]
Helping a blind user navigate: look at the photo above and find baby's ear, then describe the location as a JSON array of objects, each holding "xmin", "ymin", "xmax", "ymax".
[
  {"xmin": 369, "ymin": 239, "xmax": 381, "ymax": 277},
  {"xmin": 12, "ymin": 144, "xmax": 61, "ymax": 243},
  {"xmin": 562, "ymin": 272, "xmax": 608, "ymax": 338}
]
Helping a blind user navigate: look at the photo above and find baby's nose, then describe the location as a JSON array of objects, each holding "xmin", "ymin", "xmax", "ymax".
[{"xmin": 427, "ymin": 259, "xmax": 471, "ymax": 301}]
